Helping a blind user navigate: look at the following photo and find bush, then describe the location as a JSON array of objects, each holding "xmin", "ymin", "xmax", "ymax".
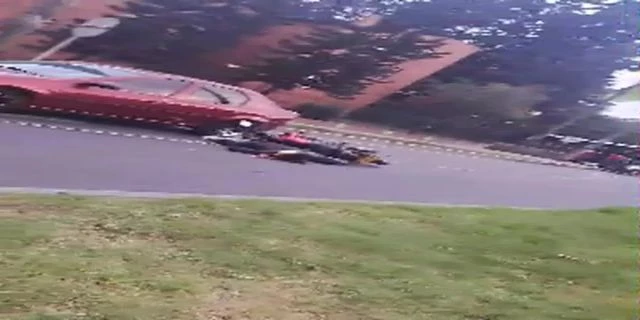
[{"xmin": 295, "ymin": 104, "xmax": 344, "ymax": 121}]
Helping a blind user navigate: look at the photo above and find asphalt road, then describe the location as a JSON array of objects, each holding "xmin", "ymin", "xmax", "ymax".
[{"xmin": 0, "ymin": 117, "xmax": 636, "ymax": 209}]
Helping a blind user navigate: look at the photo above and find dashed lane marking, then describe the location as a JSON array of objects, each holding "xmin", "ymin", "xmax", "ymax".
[
  {"xmin": 0, "ymin": 118, "xmax": 403, "ymax": 150},
  {"xmin": 0, "ymin": 116, "xmax": 594, "ymax": 170},
  {"xmin": 0, "ymin": 118, "xmax": 209, "ymax": 146},
  {"xmin": 0, "ymin": 112, "xmax": 593, "ymax": 167}
]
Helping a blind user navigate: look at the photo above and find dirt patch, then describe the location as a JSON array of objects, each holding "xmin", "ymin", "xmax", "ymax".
[{"xmin": 196, "ymin": 279, "xmax": 356, "ymax": 320}]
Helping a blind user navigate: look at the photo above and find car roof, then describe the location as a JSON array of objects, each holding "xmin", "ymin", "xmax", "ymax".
[
  {"xmin": 0, "ymin": 60, "xmax": 264, "ymax": 103},
  {"xmin": 0, "ymin": 60, "xmax": 190, "ymax": 80}
]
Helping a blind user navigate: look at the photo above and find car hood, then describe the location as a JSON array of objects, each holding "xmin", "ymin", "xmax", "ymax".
[
  {"xmin": 0, "ymin": 60, "xmax": 299, "ymax": 119},
  {"xmin": 245, "ymin": 93, "xmax": 299, "ymax": 120}
]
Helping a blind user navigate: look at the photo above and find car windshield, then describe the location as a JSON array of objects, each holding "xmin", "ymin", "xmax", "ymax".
[
  {"xmin": 102, "ymin": 78, "xmax": 192, "ymax": 97},
  {"xmin": 182, "ymin": 85, "xmax": 249, "ymax": 106},
  {"xmin": 0, "ymin": 62, "xmax": 150, "ymax": 79}
]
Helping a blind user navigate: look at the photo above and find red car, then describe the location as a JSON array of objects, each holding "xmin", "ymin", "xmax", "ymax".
[{"xmin": 0, "ymin": 60, "xmax": 298, "ymax": 133}]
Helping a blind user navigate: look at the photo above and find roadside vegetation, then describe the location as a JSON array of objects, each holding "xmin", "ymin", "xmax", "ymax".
[
  {"xmin": 614, "ymin": 86, "xmax": 640, "ymax": 102},
  {"xmin": 0, "ymin": 195, "xmax": 634, "ymax": 320}
]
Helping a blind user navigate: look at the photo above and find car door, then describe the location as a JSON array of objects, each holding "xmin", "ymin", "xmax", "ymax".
[
  {"xmin": 97, "ymin": 77, "xmax": 192, "ymax": 123},
  {"xmin": 43, "ymin": 80, "xmax": 123, "ymax": 116},
  {"xmin": 166, "ymin": 84, "xmax": 251, "ymax": 127},
  {"xmin": 62, "ymin": 77, "xmax": 191, "ymax": 123}
]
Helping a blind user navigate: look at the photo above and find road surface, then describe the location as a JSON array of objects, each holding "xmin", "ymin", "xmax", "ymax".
[{"xmin": 1, "ymin": 115, "xmax": 635, "ymax": 209}]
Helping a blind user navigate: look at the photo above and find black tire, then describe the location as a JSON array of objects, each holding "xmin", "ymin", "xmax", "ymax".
[
  {"xmin": 305, "ymin": 153, "xmax": 348, "ymax": 165},
  {"xmin": 0, "ymin": 87, "xmax": 32, "ymax": 112},
  {"xmin": 226, "ymin": 146, "xmax": 262, "ymax": 155},
  {"xmin": 275, "ymin": 153, "xmax": 308, "ymax": 164},
  {"xmin": 204, "ymin": 137, "xmax": 234, "ymax": 146},
  {"xmin": 193, "ymin": 124, "xmax": 226, "ymax": 136},
  {"xmin": 372, "ymin": 159, "xmax": 389, "ymax": 165}
]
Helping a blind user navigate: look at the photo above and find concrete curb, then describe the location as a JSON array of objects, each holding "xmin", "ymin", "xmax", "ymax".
[
  {"xmin": 286, "ymin": 122, "xmax": 590, "ymax": 170},
  {"xmin": 0, "ymin": 187, "xmax": 544, "ymax": 210}
]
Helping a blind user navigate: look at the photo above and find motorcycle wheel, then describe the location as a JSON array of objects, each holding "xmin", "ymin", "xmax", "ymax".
[
  {"xmin": 372, "ymin": 159, "xmax": 389, "ymax": 165},
  {"xmin": 273, "ymin": 153, "xmax": 308, "ymax": 164},
  {"xmin": 0, "ymin": 87, "xmax": 33, "ymax": 112}
]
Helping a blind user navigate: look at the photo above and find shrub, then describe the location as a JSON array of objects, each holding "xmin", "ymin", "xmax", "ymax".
[{"xmin": 296, "ymin": 103, "xmax": 344, "ymax": 121}]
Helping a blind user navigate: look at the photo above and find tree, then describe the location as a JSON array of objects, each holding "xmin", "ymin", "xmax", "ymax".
[
  {"xmin": 231, "ymin": 29, "xmax": 448, "ymax": 98},
  {"xmin": 26, "ymin": 0, "xmax": 280, "ymax": 79},
  {"xmin": 412, "ymin": 80, "xmax": 548, "ymax": 119},
  {"xmin": 296, "ymin": 103, "xmax": 343, "ymax": 120},
  {"xmin": 382, "ymin": 0, "xmax": 637, "ymax": 118},
  {"xmin": 20, "ymin": 0, "xmax": 638, "ymax": 141},
  {"xmin": 25, "ymin": 0, "xmax": 451, "ymax": 99},
  {"xmin": 272, "ymin": 0, "xmax": 637, "ymax": 134},
  {"xmin": 348, "ymin": 79, "xmax": 549, "ymax": 141},
  {"xmin": 27, "ymin": 0, "xmax": 635, "ymax": 109}
]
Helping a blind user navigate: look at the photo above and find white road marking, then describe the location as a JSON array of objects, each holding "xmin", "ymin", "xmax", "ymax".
[{"xmin": 0, "ymin": 115, "xmax": 603, "ymax": 171}]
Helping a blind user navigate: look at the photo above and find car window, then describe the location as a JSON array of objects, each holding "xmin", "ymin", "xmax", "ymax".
[
  {"xmin": 84, "ymin": 65, "xmax": 156, "ymax": 77},
  {"xmin": 104, "ymin": 78, "xmax": 191, "ymax": 97},
  {"xmin": 0, "ymin": 62, "xmax": 158, "ymax": 79},
  {"xmin": 0, "ymin": 62, "xmax": 106, "ymax": 78},
  {"xmin": 183, "ymin": 85, "xmax": 249, "ymax": 106}
]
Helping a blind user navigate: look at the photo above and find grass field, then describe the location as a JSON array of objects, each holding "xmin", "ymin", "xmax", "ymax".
[{"xmin": 0, "ymin": 195, "xmax": 635, "ymax": 320}]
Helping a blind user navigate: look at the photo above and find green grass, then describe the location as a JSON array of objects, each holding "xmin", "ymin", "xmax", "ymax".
[
  {"xmin": 0, "ymin": 195, "xmax": 635, "ymax": 320},
  {"xmin": 614, "ymin": 86, "xmax": 640, "ymax": 102}
]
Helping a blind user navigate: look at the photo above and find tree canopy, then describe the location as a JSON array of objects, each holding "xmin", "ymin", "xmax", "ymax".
[
  {"xmin": 21, "ymin": 0, "xmax": 638, "ymax": 141},
  {"xmin": 247, "ymin": 0, "xmax": 637, "ymax": 119},
  {"xmin": 33, "ymin": 0, "xmax": 637, "ymax": 110},
  {"xmin": 283, "ymin": 0, "xmax": 638, "ymax": 138},
  {"xmin": 361, "ymin": 0, "xmax": 637, "ymax": 114}
]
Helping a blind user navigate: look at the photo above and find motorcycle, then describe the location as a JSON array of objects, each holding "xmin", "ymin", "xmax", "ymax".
[{"xmin": 203, "ymin": 130, "xmax": 389, "ymax": 167}]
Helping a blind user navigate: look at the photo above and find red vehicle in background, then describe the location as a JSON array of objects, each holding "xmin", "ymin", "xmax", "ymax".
[
  {"xmin": 565, "ymin": 142, "xmax": 638, "ymax": 175},
  {"xmin": 0, "ymin": 60, "xmax": 298, "ymax": 134}
]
